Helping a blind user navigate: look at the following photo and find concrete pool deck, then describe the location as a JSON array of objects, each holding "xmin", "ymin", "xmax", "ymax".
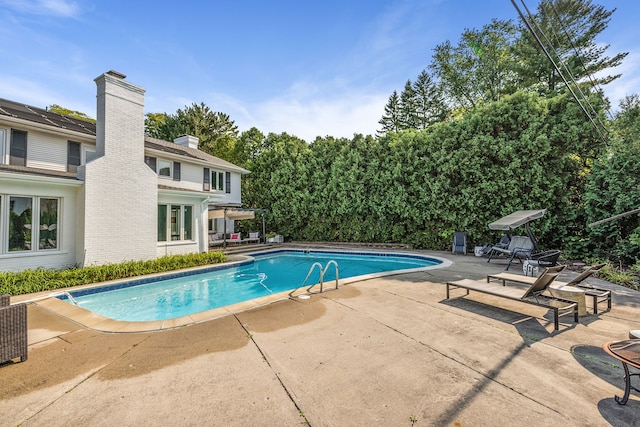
[{"xmin": 2, "ymin": 248, "xmax": 640, "ymax": 426}]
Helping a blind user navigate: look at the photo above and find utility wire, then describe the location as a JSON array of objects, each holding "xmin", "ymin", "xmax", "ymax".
[
  {"xmin": 511, "ymin": 0, "xmax": 608, "ymax": 143},
  {"xmin": 548, "ymin": 0, "xmax": 615, "ymax": 121},
  {"xmin": 530, "ymin": 0, "xmax": 609, "ymax": 134}
]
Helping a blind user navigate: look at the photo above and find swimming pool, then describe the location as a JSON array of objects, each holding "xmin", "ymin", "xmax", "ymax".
[{"xmin": 58, "ymin": 249, "xmax": 448, "ymax": 322}]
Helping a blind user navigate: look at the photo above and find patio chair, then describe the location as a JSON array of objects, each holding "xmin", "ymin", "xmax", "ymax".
[
  {"xmin": 446, "ymin": 265, "xmax": 577, "ymax": 330},
  {"xmin": 487, "ymin": 235, "xmax": 534, "ymax": 270},
  {"xmin": 244, "ymin": 232, "xmax": 260, "ymax": 243},
  {"xmin": 487, "ymin": 263, "xmax": 611, "ymax": 314},
  {"xmin": 229, "ymin": 233, "xmax": 242, "ymax": 244},
  {"xmin": 209, "ymin": 233, "xmax": 224, "ymax": 246},
  {"xmin": 0, "ymin": 294, "xmax": 28, "ymax": 364},
  {"xmin": 528, "ymin": 250, "xmax": 561, "ymax": 268},
  {"xmin": 452, "ymin": 231, "xmax": 467, "ymax": 255}
]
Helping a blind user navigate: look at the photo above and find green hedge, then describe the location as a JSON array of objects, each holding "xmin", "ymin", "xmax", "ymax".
[{"xmin": 0, "ymin": 251, "xmax": 226, "ymax": 296}]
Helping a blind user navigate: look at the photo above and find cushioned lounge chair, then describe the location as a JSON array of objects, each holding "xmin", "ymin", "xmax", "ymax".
[
  {"xmin": 209, "ymin": 233, "xmax": 224, "ymax": 247},
  {"xmin": 244, "ymin": 232, "xmax": 260, "ymax": 243},
  {"xmin": 487, "ymin": 235, "xmax": 534, "ymax": 270},
  {"xmin": 487, "ymin": 263, "xmax": 611, "ymax": 314},
  {"xmin": 0, "ymin": 294, "xmax": 28, "ymax": 364},
  {"xmin": 446, "ymin": 265, "xmax": 577, "ymax": 330}
]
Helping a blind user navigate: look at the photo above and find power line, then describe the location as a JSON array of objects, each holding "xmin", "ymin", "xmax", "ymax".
[
  {"xmin": 531, "ymin": 0, "xmax": 609, "ymax": 133},
  {"xmin": 510, "ymin": 0, "xmax": 609, "ymax": 143},
  {"xmin": 547, "ymin": 0, "xmax": 615, "ymax": 121}
]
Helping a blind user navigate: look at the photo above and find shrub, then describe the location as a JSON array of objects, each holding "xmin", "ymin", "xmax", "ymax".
[{"xmin": 0, "ymin": 251, "xmax": 226, "ymax": 296}]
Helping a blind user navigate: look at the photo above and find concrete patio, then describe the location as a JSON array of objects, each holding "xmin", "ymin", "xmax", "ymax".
[{"xmin": 1, "ymin": 247, "xmax": 640, "ymax": 426}]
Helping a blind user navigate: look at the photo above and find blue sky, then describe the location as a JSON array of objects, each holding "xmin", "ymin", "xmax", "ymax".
[{"xmin": 1, "ymin": 0, "xmax": 638, "ymax": 142}]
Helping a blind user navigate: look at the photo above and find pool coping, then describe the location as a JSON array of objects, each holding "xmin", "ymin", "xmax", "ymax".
[{"xmin": 25, "ymin": 248, "xmax": 452, "ymax": 333}]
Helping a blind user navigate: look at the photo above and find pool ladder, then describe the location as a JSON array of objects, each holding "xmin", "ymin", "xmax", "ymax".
[{"xmin": 298, "ymin": 260, "xmax": 339, "ymax": 294}]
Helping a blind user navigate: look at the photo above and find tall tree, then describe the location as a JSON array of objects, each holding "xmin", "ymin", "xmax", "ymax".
[
  {"xmin": 398, "ymin": 80, "xmax": 419, "ymax": 129},
  {"xmin": 412, "ymin": 70, "xmax": 448, "ymax": 129},
  {"xmin": 514, "ymin": 0, "xmax": 627, "ymax": 93},
  {"xmin": 431, "ymin": 19, "xmax": 519, "ymax": 110},
  {"xmin": 583, "ymin": 95, "xmax": 640, "ymax": 264},
  {"xmin": 144, "ymin": 102, "xmax": 238, "ymax": 159},
  {"xmin": 377, "ymin": 90, "xmax": 402, "ymax": 136}
]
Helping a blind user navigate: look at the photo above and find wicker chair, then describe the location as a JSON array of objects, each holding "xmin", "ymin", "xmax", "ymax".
[{"xmin": 0, "ymin": 294, "xmax": 28, "ymax": 364}]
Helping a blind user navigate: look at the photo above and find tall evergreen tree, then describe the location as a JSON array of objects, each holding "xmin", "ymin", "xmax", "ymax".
[
  {"xmin": 398, "ymin": 80, "xmax": 419, "ymax": 130},
  {"xmin": 514, "ymin": 0, "xmax": 627, "ymax": 93},
  {"xmin": 412, "ymin": 70, "xmax": 448, "ymax": 129},
  {"xmin": 377, "ymin": 90, "xmax": 402, "ymax": 136}
]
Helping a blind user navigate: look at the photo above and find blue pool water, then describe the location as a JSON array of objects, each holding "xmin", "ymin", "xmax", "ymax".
[{"xmin": 59, "ymin": 250, "xmax": 444, "ymax": 322}]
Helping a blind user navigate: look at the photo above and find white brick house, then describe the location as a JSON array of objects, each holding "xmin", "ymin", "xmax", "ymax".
[{"xmin": 0, "ymin": 70, "xmax": 249, "ymax": 272}]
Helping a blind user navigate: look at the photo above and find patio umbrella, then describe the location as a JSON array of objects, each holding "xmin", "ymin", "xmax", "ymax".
[{"xmin": 488, "ymin": 209, "xmax": 546, "ymax": 250}]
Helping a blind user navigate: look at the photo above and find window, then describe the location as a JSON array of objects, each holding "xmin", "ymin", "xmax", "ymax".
[
  {"xmin": 10, "ymin": 129, "xmax": 27, "ymax": 166},
  {"xmin": 158, "ymin": 159, "xmax": 172, "ymax": 177},
  {"xmin": 5, "ymin": 196, "xmax": 59, "ymax": 253},
  {"xmin": 203, "ymin": 168, "xmax": 210, "ymax": 191},
  {"xmin": 184, "ymin": 206, "xmax": 193, "ymax": 240},
  {"xmin": 67, "ymin": 141, "xmax": 81, "ymax": 172},
  {"xmin": 157, "ymin": 205, "xmax": 167, "ymax": 241},
  {"xmin": 157, "ymin": 204, "xmax": 194, "ymax": 242},
  {"xmin": 8, "ymin": 196, "xmax": 31, "ymax": 251},
  {"xmin": 225, "ymin": 172, "xmax": 231, "ymax": 194},
  {"xmin": 39, "ymin": 198, "xmax": 58, "ymax": 250},
  {"xmin": 210, "ymin": 170, "xmax": 226, "ymax": 192}
]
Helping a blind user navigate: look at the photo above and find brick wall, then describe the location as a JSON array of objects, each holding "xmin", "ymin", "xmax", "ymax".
[{"xmin": 81, "ymin": 72, "xmax": 158, "ymax": 266}]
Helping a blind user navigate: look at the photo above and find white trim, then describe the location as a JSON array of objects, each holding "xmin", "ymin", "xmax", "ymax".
[{"xmin": 0, "ymin": 171, "xmax": 83, "ymax": 186}]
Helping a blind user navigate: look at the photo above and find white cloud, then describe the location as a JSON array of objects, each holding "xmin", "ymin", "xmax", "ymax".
[
  {"xmin": 237, "ymin": 82, "xmax": 388, "ymax": 142},
  {"xmin": 602, "ymin": 51, "xmax": 640, "ymax": 111},
  {"xmin": 0, "ymin": 0, "xmax": 81, "ymax": 17}
]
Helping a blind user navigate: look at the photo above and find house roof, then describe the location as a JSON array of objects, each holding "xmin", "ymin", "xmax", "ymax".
[
  {"xmin": 0, "ymin": 97, "xmax": 249, "ymax": 174},
  {"xmin": 145, "ymin": 137, "xmax": 250, "ymax": 174},
  {"xmin": 0, "ymin": 98, "xmax": 96, "ymax": 136}
]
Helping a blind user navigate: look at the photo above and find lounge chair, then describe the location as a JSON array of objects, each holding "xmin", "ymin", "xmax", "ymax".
[
  {"xmin": 487, "ymin": 263, "xmax": 611, "ymax": 314},
  {"xmin": 452, "ymin": 231, "xmax": 467, "ymax": 255},
  {"xmin": 209, "ymin": 233, "xmax": 224, "ymax": 247},
  {"xmin": 244, "ymin": 232, "xmax": 260, "ymax": 243},
  {"xmin": 528, "ymin": 250, "xmax": 561, "ymax": 268},
  {"xmin": 487, "ymin": 235, "xmax": 534, "ymax": 270},
  {"xmin": 0, "ymin": 294, "xmax": 28, "ymax": 364},
  {"xmin": 446, "ymin": 265, "xmax": 578, "ymax": 330},
  {"xmin": 228, "ymin": 233, "xmax": 242, "ymax": 244}
]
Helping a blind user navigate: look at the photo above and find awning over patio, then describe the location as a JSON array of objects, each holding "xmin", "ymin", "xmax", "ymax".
[
  {"xmin": 488, "ymin": 209, "xmax": 546, "ymax": 230},
  {"xmin": 208, "ymin": 209, "xmax": 255, "ymax": 220}
]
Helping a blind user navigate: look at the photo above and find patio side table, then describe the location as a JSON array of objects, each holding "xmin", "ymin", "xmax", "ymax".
[{"xmin": 602, "ymin": 340, "xmax": 640, "ymax": 405}]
